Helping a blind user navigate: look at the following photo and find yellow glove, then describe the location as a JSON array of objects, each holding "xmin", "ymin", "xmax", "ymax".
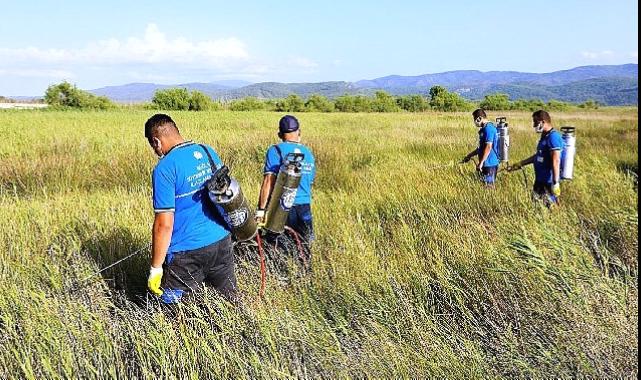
[
  {"xmin": 255, "ymin": 209, "xmax": 266, "ymax": 228},
  {"xmin": 148, "ymin": 267, "xmax": 163, "ymax": 296},
  {"xmin": 552, "ymin": 183, "xmax": 561, "ymax": 197}
]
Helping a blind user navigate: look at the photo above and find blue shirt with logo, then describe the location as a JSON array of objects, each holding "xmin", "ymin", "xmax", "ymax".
[
  {"xmin": 152, "ymin": 141, "xmax": 230, "ymax": 253},
  {"xmin": 534, "ymin": 129, "xmax": 564, "ymax": 184},
  {"xmin": 478, "ymin": 122, "xmax": 500, "ymax": 168},
  {"xmin": 263, "ymin": 142, "xmax": 316, "ymax": 205}
]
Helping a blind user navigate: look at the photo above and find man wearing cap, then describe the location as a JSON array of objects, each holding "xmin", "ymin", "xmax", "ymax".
[
  {"xmin": 256, "ymin": 115, "xmax": 317, "ymax": 247},
  {"xmin": 508, "ymin": 110, "xmax": 563, "ymax": 206}
]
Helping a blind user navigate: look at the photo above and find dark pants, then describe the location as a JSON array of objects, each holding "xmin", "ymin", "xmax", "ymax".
[
  {"xmin": 480, "ymin": 165, "xmax": 498, "ymax": 185},
  {"xmin": 161, "ymin": 235, "xmax": 236, "ymax": 303},
  {"xmin": 532, "ymin": 181, "xmax": 559, "ymax": 206},
  {"xmin": 286, "ymin": 204, "xmax": 315, "ymax": 243}
]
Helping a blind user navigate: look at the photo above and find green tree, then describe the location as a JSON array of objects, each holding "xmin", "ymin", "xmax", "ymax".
[
  {"xmin": 371, "ymin": 91, "xmax": 400, "ymax": 112},
  {"xmin": 578, "ymin": 99, "xmax": 600, "ymax": 109},
  {"xmin": 189, "ymin": 91, "xmax": 219, "ymax": 111},
  {"xmin": 305, "ymin": 94, "xmax": 334, "ymax": 112},
  {"xmin": 512, "ymin": 98, "xmax": 546, "ymax": 112},
  {"xmin": 229, "ymin": 97, "xmax": 266, "ymax": 111},
  {"xmin": 479, "ymin": 93, "xmax": 511, "ymax": 110},
  {"xmin": 428, "ymin": 86, "xmax": 471, "ymax": 112},
  {"xmin": 44, "ymin": 81, "xmax": 114, "ymax": 110},
  {"xmin": 396, "ymin": 94, "xmax": 429, "ymax": 112},
  {"xmin": 545, "ymin": 99, "xmax": 572, "ymax": 112},
  {"xmin": 275, "ymin": 94, "xmax": 305, "ymax": 112},
  {"xmin": 334, "ymin": 94, "xmax": 372, "ymax": 112},
  {"xmin": 151, "ymin": 88, "xmax": 191, "ymax": 110}
]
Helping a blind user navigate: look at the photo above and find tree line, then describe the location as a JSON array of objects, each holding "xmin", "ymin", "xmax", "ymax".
[{"xmin": 42, "ymin": 81, "xmax": 602, "ymax": 112}]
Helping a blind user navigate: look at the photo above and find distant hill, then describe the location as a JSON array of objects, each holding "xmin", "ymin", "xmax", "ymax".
[{"xmin": 87, "ymin": 64, "xmax": 638, "ymax": 105}]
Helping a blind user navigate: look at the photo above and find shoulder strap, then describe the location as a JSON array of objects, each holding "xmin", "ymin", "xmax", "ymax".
[{"xmin": 198, "ymin": 144, "xmax": 218, "ymax": 171}]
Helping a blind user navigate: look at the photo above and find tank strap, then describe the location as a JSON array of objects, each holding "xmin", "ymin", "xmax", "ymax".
[{"xmin": 198, "ymin": 144, "xmax": 218, "ymax": 171}]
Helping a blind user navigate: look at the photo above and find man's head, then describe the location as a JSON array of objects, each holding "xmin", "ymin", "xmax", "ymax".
[
  {"xmin": 532, "ymin": 110, "xmax": 553, "ymax": 133},
  {"xmin": 472, "ymin": 109, "xmax": 488, "ymax": 128},
  {"xmin": 144, "ymin": 113, "xmax": 182, "ymax": 157},
  {"xmin": 278, "ymin": 115, "xmax": 301, "ymax": 142}
]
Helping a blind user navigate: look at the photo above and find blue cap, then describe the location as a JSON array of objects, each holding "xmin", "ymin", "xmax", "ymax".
[{"xmin": 279, "ymin": 115, "xmax": 300, "ymax": 133}]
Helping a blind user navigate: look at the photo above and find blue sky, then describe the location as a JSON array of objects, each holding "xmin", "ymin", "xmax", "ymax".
[{"xmin": 0, "ymin": 0, "xmax": 637, "ymax": 95}]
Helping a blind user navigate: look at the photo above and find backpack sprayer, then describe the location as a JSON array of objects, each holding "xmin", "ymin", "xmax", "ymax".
[
  {"xmin": 496, "ymin": 117, "xmax": 510, "ymax": 163},
  {"xmin": 263, "ymin": 152, "xmax": 305, "ymax": 234},
  {"xmin": 206, "ymin": 165, "xmax": 257, "ymax": 242},
  {"xmin": 560, "ymin": 126, "xmax": 576, "ymax": 180}
]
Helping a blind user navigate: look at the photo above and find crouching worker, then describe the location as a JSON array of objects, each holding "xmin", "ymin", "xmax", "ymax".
[
  {"xmin": 508, "ymin": 110, "xmax": 563, "ymax": 206},
  {"xmin": 256, "ymin": 115, "xmax": 316, "ymax": 263},
  {"xmin": 462, "ymin": 109, "xmax": 500, "ymax": 186},
  {"xmin": 145, "ymin": 114, "xmax": 237, "ymax": 304}
]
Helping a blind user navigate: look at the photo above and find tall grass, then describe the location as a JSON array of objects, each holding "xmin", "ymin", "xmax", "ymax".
[{"xmin": 0, "ymin": 108, "xmax": 637, "ymax": 378}]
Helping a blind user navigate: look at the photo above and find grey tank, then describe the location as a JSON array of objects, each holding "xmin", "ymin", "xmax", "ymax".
[
  {"xmin": 264, "ymin": 158, "xmax": 303, "ymax": 234},
  {"xmin": 209, "ymin": 178, "xmax": 257, "ymax": 242},
  {"xmin": 496, "ymin": 117, "xmax": 510, "ymax": 162}
]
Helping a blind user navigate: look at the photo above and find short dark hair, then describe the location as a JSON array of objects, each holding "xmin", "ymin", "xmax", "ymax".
[
  {"xmin": 144, "ymin": 113, "xmax": 179, "ymax": 140},
  {"xmin": 472, "ymin": 109, "xmax": 487, "ymax": 120},
  {"xmin": 532, "ymin": 110, "xmax": 551, "ymax": 124}
]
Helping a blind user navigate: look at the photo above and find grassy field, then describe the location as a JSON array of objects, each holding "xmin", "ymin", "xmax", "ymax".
[{"xmin": 0, "ymin": 108, "xmax": 637, "ymax": 378}]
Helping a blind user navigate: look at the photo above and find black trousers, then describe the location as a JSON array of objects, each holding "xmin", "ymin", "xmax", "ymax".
[{"xmin": 161, "ymin": 235, "xmax": 237, "ymax": 302}]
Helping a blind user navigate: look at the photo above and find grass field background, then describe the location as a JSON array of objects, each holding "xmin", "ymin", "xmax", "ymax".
[{"xmin": 0, "ymin": 108, "xmax": 637, "ymax": 378}]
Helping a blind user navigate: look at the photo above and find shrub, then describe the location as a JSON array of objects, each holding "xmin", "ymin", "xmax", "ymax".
[
  {"xmin": 371, "ymin": 91, "xmax": 400, "ymax": 112},
  {"xmin": 44, "ymin": 82, "xmax": 115, "ymax": 110},
  {"xmin": 396, "ymin": 94, "xmax": 429, "ymax": 112},
  {"xmin": 305, "ymin": 94, "xmax": 334, "ymax": 112},
  {"xmin": 189, "ymin": 91, "xmax": 219, "ymax": 111},
  {"xmin": 479, "ymin": 93, "xmax": 511, "ymax": 110},
  {"xmin": 275, "ymin": 94, "xmax": 305, "ymax": 112},
  {"xmin": 334, "ymin": 94, "xmax": 372, "ymax": 112},
  {"xmin": 428, "ymin": 86, "xmax": 472, "ymax": 111},
  {"xmin": 151, "ymin": 88, "xmax": 191, "ymax": 110},
  {"xmin": 229, "ymin": 97, "xmax": 266, "ymax": 111}
]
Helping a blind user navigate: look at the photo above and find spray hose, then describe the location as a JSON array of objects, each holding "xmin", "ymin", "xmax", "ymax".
[{"xmin": 69, "ymin": 243, "xmax": 151, "ymax": 293}]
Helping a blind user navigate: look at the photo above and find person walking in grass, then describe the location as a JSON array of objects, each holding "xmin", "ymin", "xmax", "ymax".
[
  {"xmin": 256, "ymin": 115, "xmax": 316, "ymax": 258},
  {"xmin": 145, "ymin": 113, "xmax": 237, "ymax": 303},
  {"xmin": 508, "ymin": 110, "xmax": 563, "ymax": 206},
  {"xmin": 462, "ymin": 108, "xmax": 501, "ymax": 186}
]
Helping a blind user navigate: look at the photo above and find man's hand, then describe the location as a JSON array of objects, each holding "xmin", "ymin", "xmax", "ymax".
[
  {"xmin": 476, "ymin": 162, "xmax": 483, "ymax": 172},
  {"xmin": 148, "ymin": 266, "xmax": 163, "ymax": 296},
  {"xmin": 551, "ymin": 183, "xmax": 561, "ymax": 197},
  {"xmin": 255, "ymin": 209, "xmax": 266, "ymax": 227},
  {"xmin": 507, "ymin": 162, "xmax": 522, "ymax": 172}
]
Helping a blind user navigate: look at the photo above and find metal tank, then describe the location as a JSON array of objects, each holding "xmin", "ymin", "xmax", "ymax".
[
  {"xmin": 560, "ymin": 126, "xmax": 576, "ymax": 180},
  {"xmin": 264, "ymin": 152, "xmax": 305, "ymax": 234},
  {"xmin": 496, "ymin": 117, "xmax": 510, "ymax": 162},
  {"xmin": 207, "ymin": 166, "xmax": 257, "ymax": 242}
]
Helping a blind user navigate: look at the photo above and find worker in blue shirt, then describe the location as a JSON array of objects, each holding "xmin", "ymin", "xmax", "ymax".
[
  {"xmin": 145, "ymin": 114, "xmax": 236, "ymax": 303},
  {"xmin": 256, "ymin": 115, "xmax": 316, "ymax": 246},
  {"xmin": 462, "ymin": 108, "xmax": 501, "ymax": 185},
  {"xmin": 508, "ymin": 110, "xmax": 563, "ymax": 206}
]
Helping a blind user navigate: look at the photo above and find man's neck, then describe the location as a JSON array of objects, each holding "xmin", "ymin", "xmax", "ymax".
[{"xmin": 162, "ymin": 137, "xmax": 186, "ymax": 155}]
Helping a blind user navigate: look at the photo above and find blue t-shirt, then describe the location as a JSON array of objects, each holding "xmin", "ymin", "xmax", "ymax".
[
  {"xmin": 478, "ymin": 122, "xmax": 500, "ymax": 168},
  {"xmin": 263, "ymin": 142, "xmax": 316, "ymax": 205},
  {"xmin": 534, "ymin": 129, "xmax": 564, "ymax": 184},
  {"xmin": 152, "ymin": 141, "xmax": 230, "ymax": 253}
]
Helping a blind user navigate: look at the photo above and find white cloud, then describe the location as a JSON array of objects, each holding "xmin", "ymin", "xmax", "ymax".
[
  {"xmin": 631, "ymin": 51, "xmax": 638, "ymax": 61},
  {"xmin": 0, "ymin": 68, "xmax": 74, "ymax": 78},
  {"xmin": 0, "ymin": 24, "xmax": 249, "ymax": 66},
  {"xmin": 287, "ymin": 57, "xmax": 319, "ymax": 69},
  {"xmin": 580, "ymin": 50, "xmax": 615, "ymax": 60}
]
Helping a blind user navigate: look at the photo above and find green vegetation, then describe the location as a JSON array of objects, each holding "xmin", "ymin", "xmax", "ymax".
[
  {"xmin": 151, "ymin": 88, "xmax": 220, "ymax": 111},
  {"xmin": 0, "ymin": 108, "xmax": 637, "ymax": 378},
  {"xmin": 44, "ymin": 81, "xmax": 115, "ymax": 110}
]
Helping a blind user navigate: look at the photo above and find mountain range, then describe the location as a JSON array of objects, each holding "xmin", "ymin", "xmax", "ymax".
[{"xmin": 88, "ymin": 64, "xmax": 638, "ymax": 105}]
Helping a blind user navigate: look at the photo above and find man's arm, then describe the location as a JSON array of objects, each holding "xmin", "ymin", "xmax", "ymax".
[
  {"xmin": 462, "ymin": 148, "xmax": 479, "ymax": 162},
  {"xmin": 551, "ymin": 150, "xmax": 561, "ymax": 184},
  {"xmin": 478, "ymin": 142, "xmax": 493, "ymax": 168},
  {"xmin": 151, "ymin": 212, "xmax": 174, "ymax": 268},
  {"xmin": 509, "ymin": 154, "xmax": 536, "ymax": 171},
  {"xmin": 257, "ymin": 174, "xmax": 276, "ymax": 210}
]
